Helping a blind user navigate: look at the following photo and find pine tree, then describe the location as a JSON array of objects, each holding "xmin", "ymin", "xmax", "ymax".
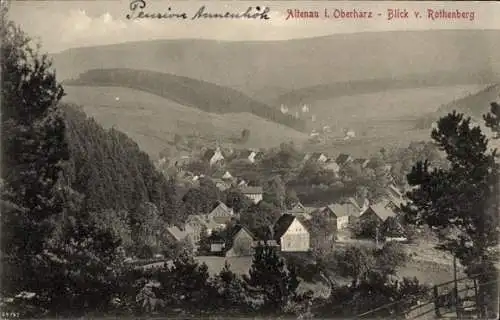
[
  {"xmin": 483, "ymin": 102, "xmax": 499, "ymax": 138},
  {"xmin": 1, "ymin": 9, "xmax": 69, "ymax": 294},
  {"xmin": 243, "ymin": 245, "xmax": 300, "ymax": 313},
  {"xmin": 159, "ymin": 252, "xmax": 212, "ymax": 309},
  {"xmin": 403, "ymin": 110, "xmax": 499, "ymax": 316},
  {"xmin": 211, "ymin": 261, "xmax": 247, "ymax": 311}
]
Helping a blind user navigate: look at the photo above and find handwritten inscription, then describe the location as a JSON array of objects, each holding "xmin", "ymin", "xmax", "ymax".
[
  {"xmin": 126, "ymin": 0, "xmax": 270, "ymax": 20},
  {"xmin": 284, "ymin": 7, "xmax": 476, "ymax": 21}
]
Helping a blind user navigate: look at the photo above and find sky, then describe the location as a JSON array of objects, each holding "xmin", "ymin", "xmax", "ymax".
[{"xmin": 8, "ymin": 0, "xmax": 500, "ymax": 53}]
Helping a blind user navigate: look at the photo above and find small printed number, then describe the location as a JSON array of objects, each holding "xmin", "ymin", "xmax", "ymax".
[{"xmin": 1, "ymin": 312, "xmax": 20, "ymax": 319}]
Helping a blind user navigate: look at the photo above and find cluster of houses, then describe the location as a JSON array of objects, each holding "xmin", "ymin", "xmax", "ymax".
[
  {"xmin": 158, "ymin": 145, "xmax": 407, "ymax": 257},
  {"xmin": 165, "ymin": 181, "xmax": 407, "ymax": 258}
]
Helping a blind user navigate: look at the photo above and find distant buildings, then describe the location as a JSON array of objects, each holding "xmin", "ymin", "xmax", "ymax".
[
  {"xmin": 353, "ymin": 158, "xmax": 370, "ymax": 168},
  {"xmin": 286, "ymin": 201, "xmax": 314, "ymax": 220},
  {"xmin": 237, "ymin": 149, "xmax": 261, "ymax": 164},
  {"xmin": 239, "ymin": 186, "xmax": 263, "ymax": 204},
  {"xmin": 359, "ymin": 201, "xmax": 398, "ymax": 224},
  {"xmin": 280, "ymin": 104, "xmax": 289, "ymax": 114},
  {"xmin": 209, "ymin": 224, "xmax": 256, "ymax": 257},
  {"xmin": 343, "ymin": 129, "xmax": 356, "ymax": 140},
  {"xmin": 208, "ymin": 201, "xmax": 235, "ymax": 224},
  {"xmin": 326, "ymin": 200, "xmax": 361, "ymax": 231},
  {"xmin": 203, "ymin": 147, "xmax": 225, "ymax": 166},
  {"xmin": 336, "ymin": 154, "xmax": 353, "ymax": 167},
  {"xmin": 304, "ymin": 152, "xmax": 328, "ymax": 164}
]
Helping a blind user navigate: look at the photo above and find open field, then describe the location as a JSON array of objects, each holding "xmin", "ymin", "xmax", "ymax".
[
  {"xmin": 194, "ymin": 243, "xmax": 461, "ymax": 288},
  {"xmin": 298, "ymin": 84, "xmax": 489, "ymax": 157},
  {"xmin": 305, "ymin": 85, "xmax": 486, "ymax": 128},
  {"xmin": 62, "ymin": 85, "xmax": 308, "ymax": 159},
  {"xmin": 62, "ymin": 84, "xmax": 489, "ymax": 159}
]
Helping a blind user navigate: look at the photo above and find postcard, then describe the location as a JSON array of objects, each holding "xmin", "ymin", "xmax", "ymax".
[{"xmin": 1, "ymin": 0, "xmax": 499, "ymax": 319}]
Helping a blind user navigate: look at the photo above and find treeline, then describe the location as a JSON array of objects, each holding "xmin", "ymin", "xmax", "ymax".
[
  {"xmin": 62, "ymin": 104, "xmax": 183, "ymax": 225},
  {"xmin": 276, "ymin": 72, "xmax": 499, "ymax": 106},
  {"xmin": 64, "ymin": 68, "xmax": 306, "ymax": 131}
]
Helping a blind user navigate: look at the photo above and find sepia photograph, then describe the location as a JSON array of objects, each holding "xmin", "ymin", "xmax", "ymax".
[{"xmin": 1, "ymin": 0, "xmax": 499, "ymax": 319}]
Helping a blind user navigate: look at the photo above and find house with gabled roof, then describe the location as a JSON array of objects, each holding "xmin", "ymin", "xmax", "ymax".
[
  {"xmin": 239, "ymin": 186, "xmax": 263, "ymax": 204},
  {"xmin": 185, "ymin": 214, "xmax": 227, "ymax": 244},
  {"xmin": 237, "ymin": 149, "xmax": 262, "ymax": 164},
  {"xmin": 237, "ymin": 178, "xmax": 248, "ymax": 187},
  {"xmin": 336, "ymin": 154, "xmax": 353, "ymax": 167},
  {"xmin": 203, "ymin": 147, "xmax": 224, "ymax": 166},
  {"xmin": 213, "ymin": 178, "xmax": 231, "ymax": 192},
  {"xmin": 307, "ymin": 152, "xmax": 329, "ymax": 164},
  {"xmin": 273, "ymin": 214, "xmax": 310, "ymax": 252},
  {"xmin": 286, "ymin": 201, "xmax": 313, "ymax": 219},
  {"xmin": 208, "ymin": 201, "xmax": 234, "ymax": 224},
  {"xmin": 224, "ymin": 225, "xmax": 256, "ymax": 257},
  {"xmin": 212, "ymin": 170, "xmax": 234, "ymax": 181},
  {"xmin": 208, "ymin": 224, "xmax": 257, "ymax": 257},
  {"xmin": 359, "ymin": 201, "xmax": 398, "ymax": 224},
  {"xmin": 382, "ymin": 184, "xmax": 406, "ymax": 210},
  {"xmin": 288, "ymin": 201, "xmax": 305, "ymax": 213},
  {"xmin": 327, "ymin": 201, "xmax": 361, "ymax": 230}
]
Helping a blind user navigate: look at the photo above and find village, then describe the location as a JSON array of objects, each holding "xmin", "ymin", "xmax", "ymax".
[
  {"xmin": 2, "ymin": 2, "xmax": 499, "ymax": 318},
  {"xmin": 159, "ymin": 144, "xmax": 410, "ymax": 260}
]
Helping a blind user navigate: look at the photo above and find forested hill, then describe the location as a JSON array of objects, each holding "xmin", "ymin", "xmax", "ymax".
[
  {"xmin": 415, "ymin": 84, "xmax": 500, "ymax": 129},
  {"xmin": 63, "ymin": 68, "xmax": 306, "ymax": 132},
  {"xmin": 62, "ymin": 103, "xmax": 183, "ymax": 224}
]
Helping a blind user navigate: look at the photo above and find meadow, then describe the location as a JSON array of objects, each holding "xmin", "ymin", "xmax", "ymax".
[
  {"xmin": 301, "ymin": 84, "xmax": 487, "ymax": 156},
  {"xmin": 62, "ymin": 84, "xmax": 489, "ymax": 160},
  {"xmin": 193, "ymin": 241, "xmax": 462, "ymax": 290},
  {"xmin": 62, "ymin": 85, "xmax": 309, "ymax": 159}
]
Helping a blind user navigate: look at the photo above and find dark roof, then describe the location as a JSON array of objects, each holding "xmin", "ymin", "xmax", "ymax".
[
  {"xmin": 239, "ymin": 186, "xmax": 263, "ymax": 194},
  {"xmin": 273, "ymin": 214, "xmax": 296, "ymax": 240},
  {"xmin": 228, "ymin": 224, "xmax": 256, "ymax": 241},
  {"xmin": 361, "ymin": 203, "xmax": 397, "ymax": 222},
  {"xmin": 273, "ymin": 214, "xmax": 296, "ymax": 241},
  {"xmin": 336, "ymin": 154, "xmax": 351, "ymax": 165},
  {"xmin": 203, "ymin": 149, "xmax": 216, "ymax": 160}
]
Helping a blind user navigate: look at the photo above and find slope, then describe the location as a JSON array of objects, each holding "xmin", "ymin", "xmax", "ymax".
[
  {"xmin": 62, "ymin": 103, "xmax": 182, "ymax": 224},
  {"xmin": 61, "ymin": 85, "xmax": 309, "ymax": 159},
  {"xmin": 63, "ymin": 68, "xmax": 305, "ymax": 131},
  {"xmin": 415, "ymin": 84, "xmax": 500, "ymax": 130}
]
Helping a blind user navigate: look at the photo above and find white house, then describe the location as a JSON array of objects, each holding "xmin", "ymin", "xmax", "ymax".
[
  {"xmin": 222, "ymin": 171, "xmax": 233, "ymax": 180},
  {"xmin": 239, "ymin": 150, "xmax": 260, "ymax": 164},
  {"xmin": 280, "ymin": 104, "xmax": 289, "ymax": 114},
  {"xmin": 273, "ymin": 214, "xmax": 310, "ymax": 252},
  {"xmin": 343, "ymin": 129, "xmax": 356, "ymax": 140},
  {"xmin": 203, "ymin": 147, "xmax": 224, "ymax": 166}
]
